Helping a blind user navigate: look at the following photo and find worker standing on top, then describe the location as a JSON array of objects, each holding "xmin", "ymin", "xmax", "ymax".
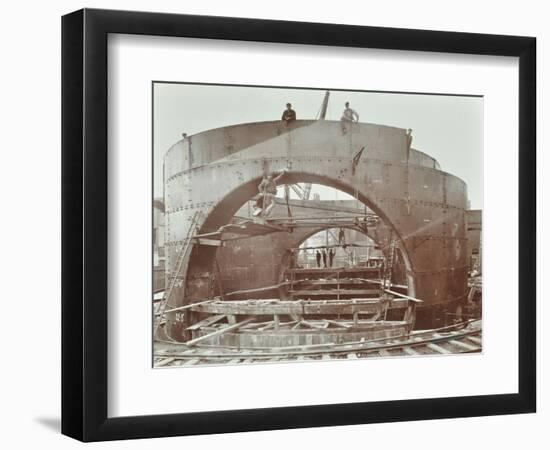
[
  {"xmin": 406, "ymin": 128, "xmax": 413, "ymax": 151},
  {"xmin": 322, "ymin": 249, "xmax": 328, "ymax": 268},
  {"xmin": 341, "ymin": 101, "xmax": 359, "ymax": 133},
  {"xmin": 281, "ymin": 103, "xmax": 296, "ymax": 125},
  {"xmin": 315, "ymin": 250, "xmax": 321, "ymax": 268}
]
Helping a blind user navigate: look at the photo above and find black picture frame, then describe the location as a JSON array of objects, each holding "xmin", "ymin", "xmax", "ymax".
[{"xmin": 61, "ymin": 8, "xmax": 536, "ymax": 442}]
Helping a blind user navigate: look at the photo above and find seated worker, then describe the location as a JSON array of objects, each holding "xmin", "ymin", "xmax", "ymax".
[
  {"xmin": 253, "ymin": 169, "xmax": 286, "ymax": 217},
  {"xmin": 340, "ymin": 102, "xmax": 359, "ymax": 133},
  {"xmin": 281, "ymin": 103, "xmax": 296, "ymax": 125}
]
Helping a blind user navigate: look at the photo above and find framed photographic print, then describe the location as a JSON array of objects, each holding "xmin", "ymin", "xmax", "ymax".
[{"xmin": 62, "ymin": 8, "xmax": 536, "ymax": 442}]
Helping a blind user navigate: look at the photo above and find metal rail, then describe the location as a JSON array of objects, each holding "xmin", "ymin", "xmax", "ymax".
[{"xmin": 154, "ymin": 321, "xmax": 481, "ymax": 366}]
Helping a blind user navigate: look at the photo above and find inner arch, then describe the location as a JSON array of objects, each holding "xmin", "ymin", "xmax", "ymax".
[{"xmin": 185, "ymin": 175, "xmax": 416, "ymax": 309}]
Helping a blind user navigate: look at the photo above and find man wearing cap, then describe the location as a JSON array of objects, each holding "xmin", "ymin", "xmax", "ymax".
[
  {"xmin": 281, "ymin": 103, "xmax": 296, "ymax": 125},
  {"xmin": 341, "ymin": 101, "xmax": 359, "ymax": 133}
]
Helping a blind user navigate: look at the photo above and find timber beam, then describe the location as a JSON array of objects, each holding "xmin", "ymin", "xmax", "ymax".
[{"xmin": 188, "ymin": 298, "xmax": 411, "ymax": 316}]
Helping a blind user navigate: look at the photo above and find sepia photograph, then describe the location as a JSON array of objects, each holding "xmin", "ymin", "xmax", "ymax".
[
  {"xmin": 152, "ymin": 83, "xmax": 483, "ymax": 368},
  {"xmin": 47, "ymin": 3, "xmax": 537, "ymax": 445}
]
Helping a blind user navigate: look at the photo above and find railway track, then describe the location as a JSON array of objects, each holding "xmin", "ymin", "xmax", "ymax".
[{"xmin": 154, "ymin": 320, "xmax": 482, "ymax": 367}]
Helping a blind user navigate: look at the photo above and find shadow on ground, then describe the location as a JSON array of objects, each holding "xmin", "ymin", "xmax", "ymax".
[{"xmin": 35, "ymin": 417, "xmax": 60, "ymax": 433}]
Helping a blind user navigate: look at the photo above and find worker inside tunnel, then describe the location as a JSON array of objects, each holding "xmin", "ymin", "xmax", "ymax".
[
  {"xmin": 277, "ymin": 225, "xmax": 410, "ymax": 307},
  {"xmin": 291, "ymin": 227, "xmax": 384, "ymax": 270}
]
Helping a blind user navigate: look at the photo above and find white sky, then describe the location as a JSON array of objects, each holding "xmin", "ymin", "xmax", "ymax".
[{"xmin": 153, "ymin": 83, "xmax": 483, "ymax": 209}]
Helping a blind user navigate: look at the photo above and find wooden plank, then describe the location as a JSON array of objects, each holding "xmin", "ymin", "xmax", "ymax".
[
  {"xmin": 426, "ymin": 343, "xmax": 452, "ymax": 354},
  {"xmin": 240, "ymin": 320, "xmax": 273, "ymax": 330},
  {"xmin": 194, "ymin": 238, "xmax": 222, "ymax": 246},
  {"xmin": 226, "ymin": 358, "xmax": 242, "ymax": 365},
  {"xmin": 220, "ymin": 221, "xmax": 287, "ymax": 235},
  {"xmin": 198, "ymin": 349, "xmax": 215, "ymax": 361},
  {"xmin": 302, "ymin": 320, "xmax": 327, "ymax": 330},
  {"xmin": 466, "ymin": 335, "xmax": 482, "ymax": 345},
  {"xmin": 155, "ymin": 357, "xmax": 175, "ymax": 367},
  {"xmin": 287, "ymin": 267, "xmax": 379, "ymax": 275},
  {"xmin": 293, "ymin": 279, "xmax": 379, "ymax": 286},
  {"xmin": 186, "ymin": 314, "xmax": 226, "ymax": 331},
  {"xmin": 449, "ymin": 339, "xmax": 480, "ymax": 352},
  {"xmin": 290, "ymin": 289, "xmax": 380, "ymax": 296},
  {"xmin": 162, "ymin": 299, "xmax": 213, "ymax": 315},
  {"xmin": 325, "ymin": 319, "xmax": 352, "ymax": 329},
  {"xmin": 185, "ymin": 319, "xmax": 254, "ymax": 347},
  {"xmin": 383, "ymin": 288, "xmax": 424, "ymax": 303},
  {"xmin": 224, "ymin": 281, "xmax": 289, "ymax": 298},
  {"xmin": 251, "ymin": 319, "xmax": 297, "ymax": 331},
  {"xmin": 258, "ymin": 321, "xmax": 275, "ymax": 331},
  {"xmin": 193, "ymin": 230, "xmax": 222, "ymax": 239},
  {"xmin": 171, "ymin": 360, "xmax": 186, "ymax": 367},
  {"xmin": 273, "ymin": 197, "xmax": 366, "ymax": 215},
  {"xmin": 190, "ymin": 299, "xmax": 385, "ymax": 316},
  {"xmin": 403, "ymin": 346, "xmax": 419, "ymax": 356},
  {"xmin": 182, "ymin": 358, "xmax": 200, "ymax": 366}
]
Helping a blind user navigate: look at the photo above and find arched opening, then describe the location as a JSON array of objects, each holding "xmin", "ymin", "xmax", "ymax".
[
  {"xmin": 291, "ymin": 227, "xmax": 383, "ymax": 270},
  {"xmin": 197, "ymin": 171, "xmax": 402, "ymax": 237},
  {"xmin": 163, "ymin": 171, "xmax": 424, "ymax": 343},
  {"xmin": 170, "ymin": 179, "xmax": 421, "ymax": 345},
  {"xmin": 185, "ymin": 179, "xmax": 415, "ymax": 307},
  {"xmin": 276, "ymin": 223, "xmax": 410, "ymax": 304}
]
